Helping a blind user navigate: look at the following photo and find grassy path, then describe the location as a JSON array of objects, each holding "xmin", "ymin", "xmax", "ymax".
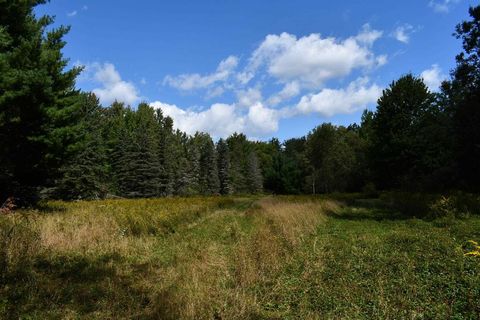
[{"xmin": 1, "ymin": 196, "xmax": 479, "ymax": 319}]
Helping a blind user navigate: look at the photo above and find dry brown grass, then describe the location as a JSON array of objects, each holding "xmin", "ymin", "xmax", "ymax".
[
  {"xmin": 147, "ymin": 198, "xmax": 339, "ymax": 319},
  {"xmin": 1, "ymin": 196, "xmax": 341, "ymax": 319}
]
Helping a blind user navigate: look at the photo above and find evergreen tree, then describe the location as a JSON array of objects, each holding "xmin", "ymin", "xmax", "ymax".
[
  {"xmin": 227, "ymin": 133, "xmax": 251, "ymax": 193},
  {"xmin": 111, "ymin": 104, "xmax": 161, "ymax": 198},
  {"xmin": 171, "ymin": 132, "xmax": 192, "ymax": 195},
  {"xmin": 195, "ymin": 133, "xmax": 220, "ymax": 195},
  {"xmin": 246, "ymin": 151, "xmax": 263, "ymax": 194},
  {"xmin": 185, "ymin": 136, "xmax": 201, "ymax": 195},
  {"xmin": 157, "ymin": 114, "xmax": 175, "ymax": 196},
  {"xmin": 54, "ymin": 93, "xmax": 108, "ymax": 199},
  {"xmin": 0, "ymin": 0, "xmax": 82, "ymax": 204},
  {"xmin": 216, "ymin": 138, "xmax": 231, "ymax": 195},
  {"xmin": 283, "ymin": 137, "xmax": 309, "ymax": 194},
  {"xmin": 132, "ymin": 103, "xmax": 162, "ymax": 197}
]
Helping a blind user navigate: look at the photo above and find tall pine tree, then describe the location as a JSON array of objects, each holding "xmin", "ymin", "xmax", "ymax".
[{"xmin": 0, "ymin": 0, "xmax": 82, "ymax": 204}]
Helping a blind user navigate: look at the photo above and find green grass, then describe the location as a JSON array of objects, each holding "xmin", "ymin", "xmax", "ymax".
[{"xmin": 1, "ymin": 195, "xmax": 479, "ymax": 319}]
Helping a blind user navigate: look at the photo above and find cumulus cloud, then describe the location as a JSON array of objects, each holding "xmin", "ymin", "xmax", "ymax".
[
  {"xmin": 243, "ymin": 26, "xmax": 384, "ymax": 89},
  {"xmin": 150, "ymin": 100, "xmax": 280, "ymax": 138},
  {"xmin": 355, "ymin": 23, "xmax": 384, "ymax": 46},
  {"xmin": 392, "ymin": 24, "xmax": 415, "ymax": 44},
  {"xmin": 295, "ymin": 77, "xmax": 382, "ymax": 117},
  {"xmin": 236, "ymin": 87, "xmax": 263, "ymax": 108},
  {"xmin": 267, "ymin": 81, "xmax": 301, "ymax": 106},
  {"xmin": 151, "ymin": 26, "xmax": 389, "ymax": 137},
  {"xmin": 429, "ymin": 0, "xmax": 460, "ymax": 13},
  {"xmin": 421, "ymin": 64, "xmax": 446, "ymax": 91},
  {"xmin": 247, "ymin": 103, "xmax": 280, "ymax": 134},
  {"xmin": 81, "ymin": 62, "xmax": 140, "ymax": 106},
  {"xmin": 150, "ymin": 77, "xmax": 381, "ymax": 138},
  {"xmin": 67, "ymin": 10, "xmax": 77, "ymax": 17},
  {"xmin": 164, "ymin": 55, "xmax": 238, "ymax": 91}
]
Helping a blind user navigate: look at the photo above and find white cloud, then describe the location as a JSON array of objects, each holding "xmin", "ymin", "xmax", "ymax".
[
  {"xmin": 82, "ymin": 5, "xmax": 88, "ymax": 11},
  {"xmin": 164, "ymin": 55, "xmax": 238, "ymax": 91},
  {"xmin": 206, "ymin": 86, "xmax": 225, "ymax": 99},
  {"xmin": 149, "ymin": 27, "xmax": 389, "ymax": 137},
  {"xmin": 392, "ymin": 24, "xmax": 415, "ymax": 43},
  {"xmin": 355, "ymin": 24, "xmax": 383, "ymax": 46},
  {"xmin": 236, "ymin": 87, "xmax": 263, "ymax": 107},
  {"xmin": 82, "ymin": 62, "xmax": 140, "ymax": 106},
  {"xmin": 376, "ymin": 55, "xmax": 388, "ymax": 66},
  {"xmin": 150, "ymin": 102, "xmax": 243, "ymax": 137},
  {"xmin": 421, "ymin": 64, "xmax": 446, "ymax": 91},
  {"xmin": 67, "ymin": 10, "xmax": 77, "ymax": 17},
  {"xmin": 150, "ymin": 77, "xmax": 382, "ymax": 138},
  {"xmin": 243, "ymin": 26, "xmax": 384, "ymax": 89},
  {"xmin": 429, "ymin": 0, "xmax": 460, "ymax": 13},
  {"xmin": 295, "ymin": 77, "xmax": 382, "ymax": 117},
  {"xmin": 150, "ymin": 100, "xmax": 280, "ymax": 138},
  {"xmin": 247, "ymin": 103, "xmax": 280, "ymax": 134},
  {"xmin": 267, "ymin": 81, "xmax": 300, "ymax": 106}
]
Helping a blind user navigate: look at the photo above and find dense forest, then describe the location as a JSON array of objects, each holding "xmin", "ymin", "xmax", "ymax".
[{"xmin": 1, "ymin": 2, "xmax": 479, "ymax": 204}]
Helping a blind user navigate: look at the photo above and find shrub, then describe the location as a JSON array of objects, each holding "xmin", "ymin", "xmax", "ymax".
[
  {"xmin": 362, "ymin": 182, "xmax": 379, "ymax": 198},
  {"xmin": 380, "ymin": 192, "xmax": 432, "ymax": 217},
  {"xmin": 429, "ymin": 196, "xmax": 461, "ymax": 219}
]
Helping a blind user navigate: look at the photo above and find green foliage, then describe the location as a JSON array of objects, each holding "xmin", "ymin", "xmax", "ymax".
[
  {"xmin": 370, "ymin": 74, "xmax": 439, "ymax": 189},
  {"xmin": 216, "ymin": 138, "xmax": 231, "ymax": 195},
  {"xmin": 0, "ymin": 0, "xmax": 82, "ymax": 204},
  {"xmin": 54, "ymin": 93, "xmax": 109, "ymax": 200},
  {"xmin": 381, "ymin": 191, "xmax": 480, "ymax": 218},
  {"xmin": 226, "ymin": 133, "xmax": 262, "ymax": 194},
  {"xmin": 305, "ymin": 123, "xmax": 366, "ymax": 193},
  {"xmin": 1, "ymin": 3, "xmax": 479, "ymax": 202},
  {"xmin": 441, "ymin": 5, "xmax": 480, "ymax": 191}
]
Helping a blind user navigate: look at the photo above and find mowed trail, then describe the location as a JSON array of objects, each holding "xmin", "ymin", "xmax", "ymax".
[{"xmin": 2, "ymin": 196, "xmax": 479, "ymax": 319}]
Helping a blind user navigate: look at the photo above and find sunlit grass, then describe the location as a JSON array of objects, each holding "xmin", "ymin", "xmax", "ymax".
[{"xmin": 1, "ymin": 195, "xmax": 479, "ymax": 319}]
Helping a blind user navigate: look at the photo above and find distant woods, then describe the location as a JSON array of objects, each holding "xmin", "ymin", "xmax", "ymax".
[{"xmin": 0, "ymin": 2, "xmax": 479, "ymax": 203}]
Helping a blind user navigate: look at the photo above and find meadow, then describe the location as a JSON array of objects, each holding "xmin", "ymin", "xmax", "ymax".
[{"xmin": 1, "ymin": 194, "xmax": 480, "ymax": 319}]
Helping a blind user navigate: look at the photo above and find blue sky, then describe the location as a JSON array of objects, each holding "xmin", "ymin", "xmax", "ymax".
[{"xmin": 36, "ymin": 0, "xmax": 477, "ymax": 140}]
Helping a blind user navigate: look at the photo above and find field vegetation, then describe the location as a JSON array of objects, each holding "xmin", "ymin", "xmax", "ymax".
[{"xmin": 1, "ymin": 194, "xmax": 479, "ymax": 319}]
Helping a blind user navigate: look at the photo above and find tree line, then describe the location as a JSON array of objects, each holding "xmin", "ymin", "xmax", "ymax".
[{"xmin": 0, "ymin": 2, "xmax": 479, "ymax": 204}]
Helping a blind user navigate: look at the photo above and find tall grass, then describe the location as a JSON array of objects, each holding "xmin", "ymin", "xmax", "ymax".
[{"xmin": 1, "ymin": 195, "xmax": 479, "ymax": 319}]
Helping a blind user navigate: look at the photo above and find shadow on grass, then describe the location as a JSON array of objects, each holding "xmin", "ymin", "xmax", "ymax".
[
  {"xmin": 326, "ymin": 198, "xmax": 410, "ymax": 221},
  {"xmin": 2, "ymin": 253, "xmax": 155, "ymax": 319}
]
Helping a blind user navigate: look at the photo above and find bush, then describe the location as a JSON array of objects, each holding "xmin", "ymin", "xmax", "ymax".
[
  {"xmin": 380, "ymin": 192, "xmax": 432, "ymax": 217},
  {"xmin": 381, "ymin": 191, "xmax": 480, "ymax": 219},
  {"xmin": 429, "ymin": 196, "xmax": 462, "ymax": 219},
  {"xmin": 362, "ymin": 182, "xmax": 379, "ymax": 198}
]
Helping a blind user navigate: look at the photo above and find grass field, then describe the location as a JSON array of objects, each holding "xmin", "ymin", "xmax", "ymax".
[{"xmin": 1, "ymin": 195, "xmax": 480, "ymax": 319}]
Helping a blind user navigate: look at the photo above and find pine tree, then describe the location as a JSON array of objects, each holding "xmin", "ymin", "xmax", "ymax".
[
  {"xmin": 54, "ymin": 93, "xmax": 108, "ymax": 199},
  {"xmin": 185, "ymin": 136, "xmax": 201, "ymax": 195},
  {"xmin": 216, "ymin": 138, "xmax": 231, "ymax": 195},
  {"xmin": 226, "ymin": 133, "xmax": 250, "ymax": 193},
  {"xmin": 246, "ymin": 151, "xmax": 263, "ymax": 193},
  {"xmin": 0, "ymin": 0, "xmax": 82, "ymax": 204},
  {"xmin": 132, "ymin": 103, "xmax": 162, "ymax": 197},
  {"xmin": 195, "ymin": 133, "xmax": 219, "ymax": 195},
  {"xmin": 157, "ymin": 114, "xmax": 175, "ymax": 196}
]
